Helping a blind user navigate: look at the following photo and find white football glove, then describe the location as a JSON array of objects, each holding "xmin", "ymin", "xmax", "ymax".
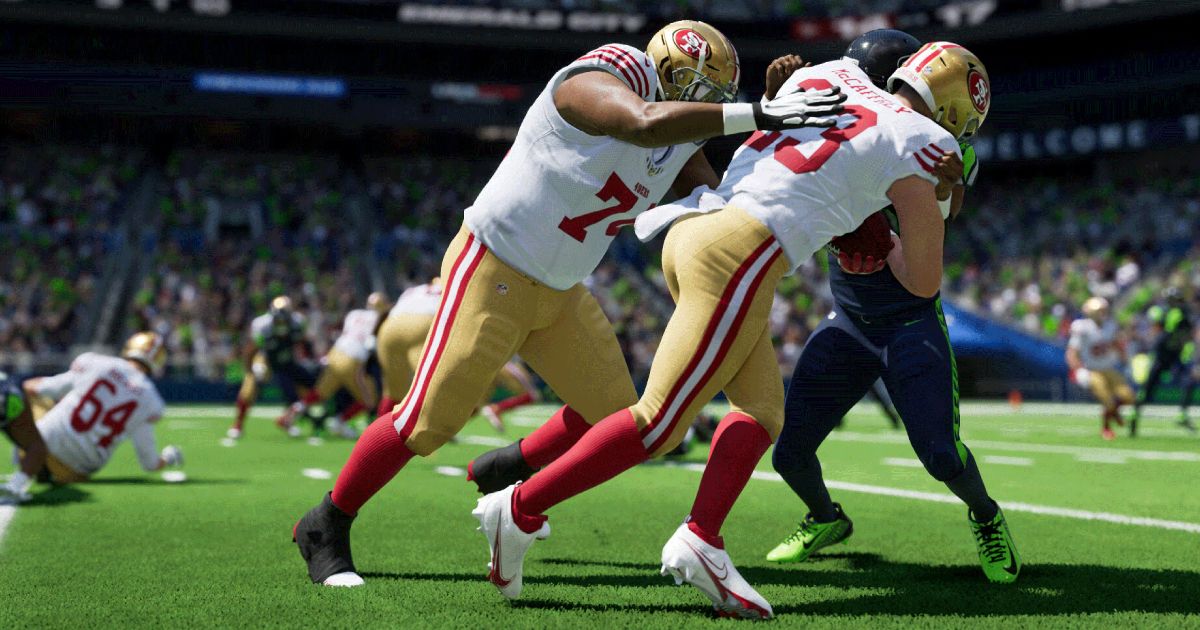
[
  {"xmin": 1072, "ymin": 368, "xmax": 1092, "ymax": 388},
  {"xmin": 161, "ymin": 445, "xmax": 184, "ymax": 467},
  {"xmin": 251, "ymin": 362, "xmax": 269, "ymax": 381},
  {"xmin": 754, "ymin": 87, "xmax": 847, "ymax": 130}
]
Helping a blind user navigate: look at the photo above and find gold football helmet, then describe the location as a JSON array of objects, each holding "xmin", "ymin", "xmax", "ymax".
[
  {"xmin": 1082, "ymin": 297, "xmax": 1110, "ymax": 322},
  {"xmin": 122, "ymin": 331, "xmax": 167, "ymax": 377},
  {"xmin": 270, "ymin": 295, "xmax": 293, "ymax": 315},
  {"xmin": 646, "ymin": 20, "xmax": 740, "ymax": 104},
  {"xmin": 366, "ymin": 291, "xmax": 391, "ymax": 315},
  {"xmin": 888, "ymin": 42, "xmax": 989, "ymax": 139}
]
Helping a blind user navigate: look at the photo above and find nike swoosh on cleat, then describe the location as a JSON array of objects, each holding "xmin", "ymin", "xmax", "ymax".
[
  {"xmin": 684, "ymin": 541, "xmax": 728, "ymax": 581},
  {"xmin": 488, "ymin": 521, "xmax": 512, "ymax": 588},
  {"xmin": 1002, "ymin": 540, "xmax": 1018, "ymax": 575}
]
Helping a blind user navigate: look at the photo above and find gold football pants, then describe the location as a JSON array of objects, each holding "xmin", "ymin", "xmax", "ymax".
[
  {"xmin": 632, "ymin": 207, "xmax": 787, "ymax": 457},
  {"xmin": 390, "ymin": 227, "xmax": 637, "ymax": 456},
  {"xmin": 1089, "ymin": 369, "xmax": 1135, "ymax": 408},
  {"xmin": 313, "ymin": 348, "xmax": 378, "ymax": 409},
  {"xmin": 376, "ymin": 313, "xmax": 436, "ymax": 401}
]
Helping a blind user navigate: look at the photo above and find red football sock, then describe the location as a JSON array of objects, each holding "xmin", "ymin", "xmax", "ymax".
[
  {"xmin": 301, "ymin": 390, "xmax": 321, "ymax": 405},
  {"xmin": 519, "ymin": 405, "xmax": 593, "ymax": 469},
  {"xmin": 512, "ymin": 409, "xmax": 647, "ymax": 533},
  {"xmin": 233, "ymin": 399, "xmax": 249, "ymax": 430},
  {"xmin": 330, "ymin": 414, "xmax": 415, "ymax": 516},
  {"xmin": 492, "ymin": 392, "xmax": 535, "ymax": 414},
  {"xmin": 376, "ymin": 396, "xmax": 396, "ymax": 418},
  {"xmin": 687, "ymin": 413, "xmax": 772, "ymax": 547},
  {"xmin": 340, "ymin": 401, "xmax": 366, "ymax": 422}
]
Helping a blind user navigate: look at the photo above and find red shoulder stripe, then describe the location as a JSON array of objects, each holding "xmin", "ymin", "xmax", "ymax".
[
  {"xmin": 913, "ymin": 152, "xmax": 937, "ymax": 174},
  {"xmin": 597, "ymin": 46, "xmax": 650, "ymax": 97},
  {"xmin": 578, "ymin": 52, "xmax": 644, "ymax": 97}
]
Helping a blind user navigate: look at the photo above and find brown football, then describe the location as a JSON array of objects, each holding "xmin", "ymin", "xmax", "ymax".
[{"xmin": 829, "ymin": 211, "xmax": 895, "ymax": 261}]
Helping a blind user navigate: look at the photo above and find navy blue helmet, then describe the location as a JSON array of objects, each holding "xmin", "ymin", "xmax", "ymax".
[{"xmin": 844, "ymin": 29, "xmax": 922, "ymax": 89}]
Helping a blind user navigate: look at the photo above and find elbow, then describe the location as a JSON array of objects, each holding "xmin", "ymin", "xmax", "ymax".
[{"xmin": 619, "ymin": 105, "xmax": 667, "ymax": 148}]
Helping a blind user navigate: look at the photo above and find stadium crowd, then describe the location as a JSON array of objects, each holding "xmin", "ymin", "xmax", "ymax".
[
  {"xmin": 432, "ymin": 0, "xmax": 951, "ymax": 19},
  {"xmin": 0, "ymin": 143, "xmax": 142, "ymax": 369},
  {"xmin": 2, "ymin": 143, "xmax": 1198, "ymax": 388}
]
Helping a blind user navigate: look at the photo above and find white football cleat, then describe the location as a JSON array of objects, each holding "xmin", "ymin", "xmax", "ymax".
[
  {"xmin": 0, "ymin": 471, "xmax": 32, "ymax": 505},
  {"xmin": 322, "ymin": 571, "xmax": 365, "ymax": 587},
  {"xmin": 330, "ymin": 420, "xmax": 359, "ymax": 440},
  {"xmin": 660, "ymin": 523, "xmax": 773, "ymax": 619},
  {"xmin": 471, "ymin": 483, "xmax": 549, "ymax": 599},
  {"xmin": 225, "ymin": 427, "xmax": 243, "ymax": 440}
]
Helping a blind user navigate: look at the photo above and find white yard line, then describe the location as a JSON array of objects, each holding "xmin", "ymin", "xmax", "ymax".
[
  {"xmin": 882, "ymin": 457, "xmax": 924, "ymax": 468},
  {"xmin": 458, "ymin": 435, "xmax": 511, "ymax": 447},
  {"xmin": 828, "ymin": 431, "xmax": 1200, "ymax": 463},
  {"xmin": 301, "ymin": 468, "xmax": 332, "ymax": 480},
  {"xmin": 981, "ymin": 455, "xmax": 1034, "ymax": 466},
  {"xmin": 435, "ymin": 465, "xmax": 467, "ymax": 477},
  {"xmin": 0, "ymin": 505, "xmax": 15, "ymax": 549},
  {"xmin": 666, "ymin": 462, "xmax": 1200, "ymax": 535}
]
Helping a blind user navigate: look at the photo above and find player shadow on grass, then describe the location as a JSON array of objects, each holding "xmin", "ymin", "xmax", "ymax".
[
  {"xmin": 23, "ymin": 485, "xmax": 90, "ymax": 507},
  {"xmin": 538, "ymin": 554, "xmax": 1200, "ymax": 617}
]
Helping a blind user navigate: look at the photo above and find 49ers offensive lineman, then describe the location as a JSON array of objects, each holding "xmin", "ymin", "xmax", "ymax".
[
  {"xmin": 2, "ymin": 332, "xmax": 182, "ymax": 501},
  {"xmin": 472, "ymin": 43, "xmax": 990, "ymax": 618},
  {"xmin": 292, "ymin": 19, "xmax": 845, "ymax": 587}
]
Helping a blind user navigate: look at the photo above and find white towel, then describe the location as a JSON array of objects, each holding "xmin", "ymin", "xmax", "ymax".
[{"xmin": 634, "ymin": 185, "xmax": 728, "ymax": 242}]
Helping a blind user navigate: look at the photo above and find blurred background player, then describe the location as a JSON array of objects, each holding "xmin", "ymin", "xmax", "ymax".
[
  {"xmin": 228, "ymin": 296, "xmax": 316, "ymax": 439},
  {"xmin": 281, "ymin": 292, "xmax": 391, "ymax": 439},
  {"xmin": 1130, "ymin": 287, "xmax": 1197, "ymax": 435},
  {"xmin": 293, "ymin": 19, "xmax": 845, "ymax": 589},
  {"xmin": 1067, "ymin": 297, "xmax": 1134, "ymax": 440},
  {"xmin": 3, "ymin": 333, "xmax": 183, "ymax": 501},
  {"xmin": 764, "ymin": 32, "xmax": 1018, "ymax": 585},
  {"xmin": 0, "ymin": 370, "xmax": 50, "ymax": 504}
]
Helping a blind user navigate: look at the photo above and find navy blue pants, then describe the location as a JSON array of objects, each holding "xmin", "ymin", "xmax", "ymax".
[
  {"xmin": 774, "ymin": 300, "xmax": 967, "ymax": 483},
  {"xmin": 272, "ymin": 361, "xmax": 318, "ymax": 404}
]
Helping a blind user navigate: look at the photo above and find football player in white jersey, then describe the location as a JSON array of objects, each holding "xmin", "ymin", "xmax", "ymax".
[
  {"xmin": 283, "ymin": 293, "xmax": 391, "ymax": 439},
  {"xmin": 474, "ymin": 43, "xmax": 990, "ymax": 617},
  {"xmin": 1067, "ymin": 297, "xmax": 1134, "ymax": 440},
  {"xmin": 2, "ymin": 333, "xmax": 182, "ymax": 502},
  {"xmin": 293, "ymin": 20, "xmax": 845, "ymax": 588}
]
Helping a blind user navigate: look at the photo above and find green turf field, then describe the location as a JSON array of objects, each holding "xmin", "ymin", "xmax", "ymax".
[{"xmin": 2, "ymin": 402, "xmax": 1199, "ymax": 628}]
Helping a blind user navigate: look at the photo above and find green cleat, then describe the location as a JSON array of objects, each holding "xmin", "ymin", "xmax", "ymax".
[
  {"xmin": 766, "ymin": 504, "xmax": 853, "ymax": 563},
  {"xmin": 969, "ymin": 505, "xmax": 1021, "ymax": 584}
]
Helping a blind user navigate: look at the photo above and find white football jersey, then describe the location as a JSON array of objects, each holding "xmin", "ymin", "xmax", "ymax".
[
  {"xmin": 1068, "ymin": 318, "xmax": 1122, "ymax": 371},
  {"xmin": 332, "ymin": 309, "xmax": 381, "ymax": 362},
  {"xmin": 641, "ymin": 60, "xmax": 958, "ymax": 272},
  {"xmin": 391, "ymin": 283, "xmax": 443, "ymax": 318},
  {"xmin": 465, "ymin": 43, "xmax": 701, "ymax": 290},
  {"xmin": 34, "ymin": 352, "xmax": 166, "ymax": 475}
]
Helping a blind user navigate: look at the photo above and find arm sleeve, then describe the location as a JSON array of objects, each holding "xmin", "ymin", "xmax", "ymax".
[
  {"xmin": 131, "ymin": 423, "xmax": 161, "ymax": 471},
  {"xmin": 32, "ymin": 358, "xmax": 85, "ymax": 401},
  {"xmin": 1067, "ymin": 322, "xmax": 1085, "ymax": 350},
  {"xmin": 877, "ymin": 128, "xmax": 961, "ymax": 198}
]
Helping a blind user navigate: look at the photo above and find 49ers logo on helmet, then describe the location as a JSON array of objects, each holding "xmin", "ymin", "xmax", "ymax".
[
  {"xmin": 967, "ymin": 69, "xmax": 989, "ymax": 113},
  {"xmin": 673, "ymin": 28, "xmax": 709, "ymax": 60}
]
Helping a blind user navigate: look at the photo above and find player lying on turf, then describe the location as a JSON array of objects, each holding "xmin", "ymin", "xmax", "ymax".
[
  {"xmin": 762, "ymin": 30, "xmax": 1019, "ymax": 586},
  {"xmin": 472, "ymin": 40, "xmax": 989, "ymax": 618},
  {"xmin": 375, "ymin": 280, "xmax": 541, "ymax": 433},
  {"xmin": 228, "ymin": 296, "xmax": 319, "ymax": 439},
  {"xmin": 1068, "ymin": 296, "xmax": 1135, "ymax": 441},
  {"xmin": 1, "ymin": 332, "xmax": 183, "ymax": 503},
  {"xmin": 280, "ymin": 293, "xmax": 391, "ymax": 440},
  {"xmin": 292, "ymin": 19, "xmax": 846, "ymax": 588}
]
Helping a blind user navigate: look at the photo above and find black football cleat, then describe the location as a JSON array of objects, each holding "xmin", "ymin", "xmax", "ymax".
[
  {"xmin": 467, "ymin": 440, "xmax": 536, "ymax": 494},
  {"xmin": 293, "ymin": 493, "xmax": 363, "ymax": 587}
]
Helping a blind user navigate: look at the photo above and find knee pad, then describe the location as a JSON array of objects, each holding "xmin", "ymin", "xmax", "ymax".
[{"xmin": 921, "ymin": 448, "xmax": 964, "ymax": 482}]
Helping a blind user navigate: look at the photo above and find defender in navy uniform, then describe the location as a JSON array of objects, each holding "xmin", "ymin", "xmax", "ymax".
[
  {"xmin": 227, "ymin": 295, "xmax": 319, "ymax": 439},
  {"xmin": 1130, "ymin": 287, "xmax": 1197, "ymax": 435},
  {"xmin": 764, "ymin": 30, "xmax": 1020, "ymax": 585}
]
